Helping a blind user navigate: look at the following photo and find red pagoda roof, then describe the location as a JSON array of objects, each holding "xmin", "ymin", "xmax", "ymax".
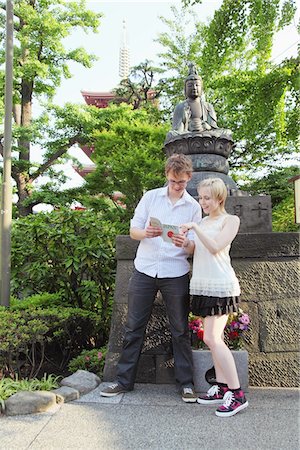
[{"xmin": 81, "ymin": 91, "xmax": 115, "ymax": 108}]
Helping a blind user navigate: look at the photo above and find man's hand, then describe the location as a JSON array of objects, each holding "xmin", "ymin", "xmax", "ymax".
[
  {"xmin": 145, "ymin": 225, "xmax": 163, "ymax": 238},
  {"xmin": 171, "ymin": 232, "xmax": 186, "ymax": 248}
]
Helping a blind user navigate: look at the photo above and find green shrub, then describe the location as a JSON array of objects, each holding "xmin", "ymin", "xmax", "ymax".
[
  {"xmin": 11, "ymin": 209, "xmax": 116, "ymax": 339},
  {"xmin": 0, "ymin": 305, "xmax": 102, "ymax": 379},
  {"xmin": 272, "ymin": 196, "xmax": 299, "ymax": 232},
  {"xmin": 11, "ymin": 292, "xmax": 65, "ymax": 309},
  {"xmin": 68, "ymin": 347, "xmax": 107, "ymax": 377}
]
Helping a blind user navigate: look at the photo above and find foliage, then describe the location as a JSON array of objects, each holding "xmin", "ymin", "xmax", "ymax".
[
  {"xmin": 85, "ymin": 103, "xmax": 169, "ymax": 221},
  {"xmin": 242, "ymin": 165, "xmax": 299, "ymax": 206},
  {"xmin": 0, "ymin": 0, "xmax": 102, "ymax": 216},
  {"xmin": 0, "ymin": 374, "xmax": 60, "ymax": 410},
  {"xmin": 241, "ymin": 165, "xmax": 299, "ymax": 231},
  {"xmin": 10, "ymin": 292, "xmax": 64, "ymax": 309},
  {"xmin": 156, "ymin": 1, "xmax": 299, "ymax": 173},
  {"xmin": 113, "ymin": 60, "xmax": 165, "ymax": 113},
  {"xmin": 272, "ymin": 196, "xmax": 299, "ymax": 231},
  {"xmin": 189, "ymin": 309, "xmax": 251, "ymax": 350},
  {"xmin": 11, "ymin": 209, "xmax": 116, "ymax": 337},
  {"xmin": 0, "ymin": 303, "xmax": 101, "ymax": 379},
  {"xmin": 68, "ymin": 347, "xmax": 107, "ymax": 377}
]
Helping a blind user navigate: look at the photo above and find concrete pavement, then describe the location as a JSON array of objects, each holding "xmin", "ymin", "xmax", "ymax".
[{"xmin": 1, "ymin": 383, "xmax": 299, "ymax": 450}]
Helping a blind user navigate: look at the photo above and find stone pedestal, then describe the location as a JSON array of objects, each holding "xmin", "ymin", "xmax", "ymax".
[
  {"xmin": 164, "ymin": 134, "xmax": 238, "ymax": 193},
  {"xmin": 192, "ymin": 350, "xmax": 249, "ymax": 393}
]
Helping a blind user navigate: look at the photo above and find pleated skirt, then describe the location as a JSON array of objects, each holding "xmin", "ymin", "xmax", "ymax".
[{"xmin": 191, "ymin": 294, "xmax": 240, "ymax": 317}]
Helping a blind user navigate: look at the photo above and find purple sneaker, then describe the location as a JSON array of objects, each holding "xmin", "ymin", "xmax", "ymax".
[
  {"xmin": 197, "ymin": 384, "xmax": 229, "ymax": 405},
  {"xmin": 215, "ymin": 390, "xmax": 249, "ymax": 417}
]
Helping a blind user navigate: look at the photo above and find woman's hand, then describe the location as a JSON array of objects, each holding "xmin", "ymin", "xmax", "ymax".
[{"xmin": 180, "ymin": 222, "xmax": 195, "ymax": 233}]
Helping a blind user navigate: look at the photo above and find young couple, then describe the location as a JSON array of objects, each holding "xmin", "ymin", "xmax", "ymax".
[{"xmin": 100, "ymin": 154, "xmax": 248, "ymax": 418}]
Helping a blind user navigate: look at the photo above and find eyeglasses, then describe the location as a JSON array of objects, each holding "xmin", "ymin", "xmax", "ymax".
[{"xmin": 169, "ymin": 180, "xmax": 188, "ymax": 186}]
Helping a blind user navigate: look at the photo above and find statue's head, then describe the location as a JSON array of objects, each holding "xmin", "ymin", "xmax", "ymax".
[{"xmin": 184, "ymin": 62, "xmax": 203, "ymax": 99}]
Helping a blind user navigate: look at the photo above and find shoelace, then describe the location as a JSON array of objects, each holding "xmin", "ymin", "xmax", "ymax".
[
  {"xmin": 183, "ymin": 388, "xmax": 194, "ymax": 395},
  {"xmin": 108, "ymin": 383, "xmax": 119, "ymax": 389},
  {"xmin": 206, "ymin": 385, "xmax": 220, "ymax": 397},
  {"xmin": 222, "ymin": 391, "xmax": 234, "ymax": 407}
]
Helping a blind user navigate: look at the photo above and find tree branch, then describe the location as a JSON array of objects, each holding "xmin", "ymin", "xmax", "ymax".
[{"xmin": 29, "ymin": 135, "xmax": 82, "ymax": 182}]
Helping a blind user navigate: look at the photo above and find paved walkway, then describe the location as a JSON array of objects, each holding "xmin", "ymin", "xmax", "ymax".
[{"xmin": 1, "ymin": 383, "xmax": 299, "ymax": 450}]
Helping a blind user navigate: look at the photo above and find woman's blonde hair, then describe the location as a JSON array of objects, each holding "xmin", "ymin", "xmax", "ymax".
[{"xmin": 198, "ymin": 178, "xmax": 228, "ymax": 212}]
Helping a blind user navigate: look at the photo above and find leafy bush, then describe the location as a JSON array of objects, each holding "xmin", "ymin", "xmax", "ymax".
[
  {"xmin": 11, "ymin": 292, "xmax": 65, "ymax": 309},
  {"xmin": 11, "ymin": 209, "xmax": 116, "ymax": 338},
  {"xmin": 68, "ymin": 347, "xmax": 107, "ymax": 377},
  {"xmin": 272, "ymin": 196, "xmax": 299, "ymax": 232},
  {"xmin": 0, "ymin": 305, "xmax": 101, "ymax": 379}
]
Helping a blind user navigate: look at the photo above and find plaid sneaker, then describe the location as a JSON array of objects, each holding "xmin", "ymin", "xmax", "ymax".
[
  {"xmin": 100, "ymin": 383, "xmax": 129, "ymax": 397},
  {"xmin": 197, "ymin": 384, "xmax": 229, "ymax": 405},
  {"xmin": 215, "ymin": 390, "xmax": 248, "ymax": 417},
  {"xmin": 182, "ymin": 387, "xmax": 198, "ymax": 403}
]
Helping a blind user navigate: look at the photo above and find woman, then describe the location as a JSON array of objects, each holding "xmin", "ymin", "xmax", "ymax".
[{"xmin": 181, "ymin": 178, "xmax": 248, "ymax": 417}]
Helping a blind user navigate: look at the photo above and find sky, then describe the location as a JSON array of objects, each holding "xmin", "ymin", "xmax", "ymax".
[
  {"xmin": 33, "ymin": 0, "xmax": 300, "ymax": 199},
  {"xmin": 53, "ymin": 0, "xmax": 300, "ymax": 106}
]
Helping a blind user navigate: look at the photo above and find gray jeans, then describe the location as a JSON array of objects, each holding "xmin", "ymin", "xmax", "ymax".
[{"xmin": 117, "ymin": 269, "xmax": 194, "ymax": 390}]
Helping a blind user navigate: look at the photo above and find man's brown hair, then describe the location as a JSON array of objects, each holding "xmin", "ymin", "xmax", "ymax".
[{"xmin": 165, "ymin": 154, "xmax": 193, "ymax": 176}]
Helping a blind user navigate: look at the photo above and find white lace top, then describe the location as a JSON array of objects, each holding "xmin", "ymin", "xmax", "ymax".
[{"xmin": 190, "ymin": 214, "xmax": 240, "ymax": 297}]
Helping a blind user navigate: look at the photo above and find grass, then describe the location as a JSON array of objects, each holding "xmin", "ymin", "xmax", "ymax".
[{"xmin": 0, "ymin": 373, "xmax": 61, "ymax": 410}]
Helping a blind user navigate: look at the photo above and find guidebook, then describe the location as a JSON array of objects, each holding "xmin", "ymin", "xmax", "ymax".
[{"xmin": 150, "ymin": 217, "xmax": 180, "ymax": 244}]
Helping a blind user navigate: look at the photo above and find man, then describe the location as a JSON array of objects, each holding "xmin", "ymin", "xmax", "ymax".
[{"xmin": 100, "ymin": 154, "xmax": 201, "ymax": 402}]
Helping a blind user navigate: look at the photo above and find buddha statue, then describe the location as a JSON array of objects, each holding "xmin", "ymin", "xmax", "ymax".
[{"xmin": 165, "ymin": 62, "xmax": 232, "ymax": 144}]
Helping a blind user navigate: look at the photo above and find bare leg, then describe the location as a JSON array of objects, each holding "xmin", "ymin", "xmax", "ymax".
[{"xmin": 203, "ymin": 315, "xmax": 240, "ymax": 389}]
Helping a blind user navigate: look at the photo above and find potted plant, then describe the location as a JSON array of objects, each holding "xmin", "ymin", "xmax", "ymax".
[{"xmin": 189, "ymin": 309, "xmax": 250, "ymax": 392}]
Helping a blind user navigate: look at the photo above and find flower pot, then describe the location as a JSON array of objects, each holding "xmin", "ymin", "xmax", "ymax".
[{"xmin": 192, "ymin": 349, "xmax": 249, "ymax": 393}]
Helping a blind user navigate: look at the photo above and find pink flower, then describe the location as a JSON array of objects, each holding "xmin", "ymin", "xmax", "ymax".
[
  {"xmin": 239, "ymin": 314, "xmax": 250, "ymax": 325},
  {"xmin": 230, "ymin": 321, "xmax": 239, "ymax": 330},
  {"xmin": 98, "ymin": 352, "xmax": 103, "ymax": 360},
  {"xmin": 85, "ymin": 356, "xmax": 90, "ymax": 361}
]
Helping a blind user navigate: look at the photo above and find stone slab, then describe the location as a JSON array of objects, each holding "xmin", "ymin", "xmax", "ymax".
[
  {"xmin": 51, "ymin": 386, "xmax": 80, "ymax": 403},
  {"xmin": 4, "ymin": 391, "xmax": 57, "ymax": 416},
  {"xmin": 60, "ymin": 370, "xmax": 100, "ymax": 395},
  {"xmin": 233, "ymin": 260, "xmax": 300, "ymax": 301},
  {"xmin": 249, "ymin": 352, "xmax": 299, "ymax": 387},
  {"xmin": 192, "ymin": 350, "xmax": 249, "ymax": 393},
  {"xmin": 259, "ymin": 300, "xmax": 300, "ymax": 352},
  {"xmin": 116, "ymin": 232, "xmax": 299, "ymax": 259},
  {"xmin": 225, "ymin": 195, "xmax": 272, "ymax": 232}
]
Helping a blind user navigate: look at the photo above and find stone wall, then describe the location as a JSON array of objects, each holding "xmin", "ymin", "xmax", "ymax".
[{"xmin": 103, "ymin": 233, "xmax": 300, "ymax": 387}]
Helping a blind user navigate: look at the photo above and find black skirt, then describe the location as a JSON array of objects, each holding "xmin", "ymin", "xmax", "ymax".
[{"xmin": 191, "ymin": 295, "xmax": 240, "ymax": 317}]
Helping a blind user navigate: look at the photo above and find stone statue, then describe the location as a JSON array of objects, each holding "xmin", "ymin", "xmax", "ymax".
[{"xmin": 165, "ymin": 62, "xmax": 232, "ymax": 144}]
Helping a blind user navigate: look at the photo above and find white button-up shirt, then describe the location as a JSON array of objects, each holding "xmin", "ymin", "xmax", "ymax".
[{"xmin": 130, "ymin": 186, "xmax": 202, "ymax": 278}]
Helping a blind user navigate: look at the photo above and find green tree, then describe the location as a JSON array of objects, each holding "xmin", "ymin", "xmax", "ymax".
[
  {"xmin": 0, "ymin": 0, "xmax": 102, "ymax": 216},
  {"xmin": 156, "ymin": 1, "xmax": 299, "ymax": 172},
  {"xmin": 84, "ymin": 103, "xmax": 169, "ymax": 223},
  {"xmin": 113, "ymin": 60, "xmax": 165, "ymax": 113}
]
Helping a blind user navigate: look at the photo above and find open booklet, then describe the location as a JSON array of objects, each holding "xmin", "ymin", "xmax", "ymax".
[{"xmin": 150, "ymin": 217, "xmax": 180, "ymax": 244}]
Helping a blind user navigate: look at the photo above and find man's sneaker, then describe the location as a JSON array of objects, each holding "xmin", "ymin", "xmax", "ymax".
[
  {"xmin": 215, "ymin": 390, "xmax": 249, "ymax": 417},
  {"xmin": 100, "ymin": 383, "xmax": 128, "ymax": 397},
  {"xmin": 182, "ymin": 387, "xmax": 197, "ymax": 403},
  {"xmin": 197, "ymin": 384, "xmax": 229, "ymax": 405}
]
